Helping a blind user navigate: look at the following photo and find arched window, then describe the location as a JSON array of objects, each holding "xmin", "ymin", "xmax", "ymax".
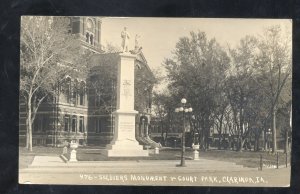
[
  {"xmin": 64, "ymin": 115, "xmax": 70, "ymax": 132},
  {"xmin": 86, "ymin": 18, "xmax": 95, "ymax": 45},
  {"xmin": 71, "ymin": 115, "xmax": 77, "ymax": 132},
  {"xmin": 79, "ymin": 116, "xmax": 84, "ymax": 133}
]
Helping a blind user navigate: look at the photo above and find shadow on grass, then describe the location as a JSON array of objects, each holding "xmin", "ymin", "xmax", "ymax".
[{"xmin": 75, "ymin": 149, "xmax": 183, "ymax": 161}]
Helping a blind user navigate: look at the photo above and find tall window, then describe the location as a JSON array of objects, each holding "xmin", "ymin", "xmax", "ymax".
[
  {"xmin": 96, "ymin": 118, "xmax": 102, "ymax": 133},
  {"xmin": 64, "ymin": 115, "xmax": 70, "ymax": 132},
  {"xmin": 72, "ymin": 80, "xmax": 78, "ymax": 105},
  {"xmin": 72, "ymin": 116, "xmax": 77, "ymax": 132},
  {"xmin": 79, "ymin": 116, "xmax": 84, "ymax": 133},
  {"xmin": 79, "ymin": 82, "xmax": 85, "ymax": 106},
  {"xmin": 65, "ymin": 77, "xmax": 71, "ymax": 103}
]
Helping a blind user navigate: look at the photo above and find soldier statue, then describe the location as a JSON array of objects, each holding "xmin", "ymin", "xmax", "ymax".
[{"xmin": 121, "ymin": 27, "xmax": 130, "ymax": 52}]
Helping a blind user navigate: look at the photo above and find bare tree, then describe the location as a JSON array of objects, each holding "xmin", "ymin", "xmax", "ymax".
[
  {"xmin": 255, "ymin": 25, "xmax": 292, "ymax": 153},
  {"xmin": 20, "ymin": 16, "xmax": 89, "ymax": 151}
]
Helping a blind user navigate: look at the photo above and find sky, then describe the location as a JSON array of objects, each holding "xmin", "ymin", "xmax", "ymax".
[{"xmin": 101, "ymin": 18, "xmax": 291, "ymax": 73}]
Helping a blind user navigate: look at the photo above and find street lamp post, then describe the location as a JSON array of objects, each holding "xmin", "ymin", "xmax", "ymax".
[{"xmin": 175, "ymin": 98, "xmax": 193, "ymax": 167}]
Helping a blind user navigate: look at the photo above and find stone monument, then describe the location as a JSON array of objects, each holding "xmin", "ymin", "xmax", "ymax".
[{"xmin": 104, "ymin": 28, "xmax": 148, "ymax": 157}]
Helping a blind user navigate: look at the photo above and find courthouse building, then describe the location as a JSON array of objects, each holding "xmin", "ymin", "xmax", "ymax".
[{"xmin": 19, "ymin": 17, "xmax": 157, "ymax": 147}]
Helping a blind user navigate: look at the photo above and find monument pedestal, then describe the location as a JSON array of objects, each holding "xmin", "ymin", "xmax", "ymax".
[
  {"xmin": 105, "ymin": 53, "xmax": 148, "ymax": 157},
  {"xmin": 105, "ymin": 110, "xmax": 148, "ymax": 157}
]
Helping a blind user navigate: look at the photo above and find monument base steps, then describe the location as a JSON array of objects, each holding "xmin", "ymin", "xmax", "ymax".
[{"xmin": 105, "ymin": 139, "xmax": 149, "ymax": 157}]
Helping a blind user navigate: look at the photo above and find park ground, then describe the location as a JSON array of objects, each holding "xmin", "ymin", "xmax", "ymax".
[{"xmin": 19, "ymin": 146, "xmax": 290, "ymax": 169}]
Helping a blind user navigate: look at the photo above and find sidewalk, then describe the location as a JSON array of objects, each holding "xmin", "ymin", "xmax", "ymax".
[{"xmin": 26, "ymin": 155, "xmax": 254, "ymax": 171}]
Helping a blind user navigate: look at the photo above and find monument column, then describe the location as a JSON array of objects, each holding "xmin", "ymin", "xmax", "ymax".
[{"xmin": 104, "ymin": 52, "xmax": 148, "ymax": 157}]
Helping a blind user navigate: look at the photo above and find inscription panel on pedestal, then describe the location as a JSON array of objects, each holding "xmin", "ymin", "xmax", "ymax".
[
  {"xmin": 119, "ymin": 121, "xmax": 135, "ymax": 132},
  {"xmin": 118, "ymin": 115, "xmax": 135, "ymax": 134}
]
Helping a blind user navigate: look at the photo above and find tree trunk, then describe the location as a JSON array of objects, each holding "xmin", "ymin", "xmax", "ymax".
[
  {"xmin": 238, "ymin": 109, "xmax": 243, "ymax": 152},
  {"xmin": 201, "ymin": 130, "xmax": 205, "ymax": 150},
  {"xmin": 237, "ymin": 137, "xmax": 243, "ymax": 152},
  {"xmin": 165, "ymin": 129, "xmax": 168, "ymax": 147},
  {"xmin": 28, "ymin": 120, "xmax": 33, "ymax": 151},
  {"xmin": 198, "ymin": 135, "xmax": 202, "ymax": 149},
  {"xmin": 263, "ymin": 128, "xmax": 267, "ymax": 151},
  {"xmin": 204, "ymin": 124, "xmax": 210, "ymax": 151},
  {"xmin": 236, "ymin": 124, "xmax": 241, "ymax": 151},
  {"xmin": 206, "ymin": 129, "xmax": 210, "ymax": 150},
  {"xmin": 254, "ymin": 133, "xmax": 258, "ymax": 152},
  {"xmin": 198, "ymin": 121, "xmax": 205, "ymax": 150},
  {"xmin": 254, "ymin": 137, "xmax": 258, "ymax": 151},
  {"xmin": 240, "ymin": 138, "xmax": 246, "ymax": 152},
  {"xmin": 218, "ymin": 115, "xmax": 224, "ymax": 150},
  {"xmin": 255, "ymin": 130, "xmax": 261, "ymax": 152},
  {"xmin": 218, "ymin": 130, "xmax": 222, "ymax": 150},
  {"xmin": 272, "ymin": 108, "xmax": 277, "ymax": 153},
  {"xmin": 28, "ymin": 99, "xmax": 33, "ymax": 151},
  {"xmin": 160, "ymin": 122, "xmax": 164, "ymax": 145},
  {"xmin": 284, "ymin": 128, "xmax": 289, "ymax": 153},
  {"xmin": 205, "ymin": 116, "xmax": 211, "ymax": 151},
  {"xmin": 25, "ymin": 118, "xmax": 29, "ymax": 149}
]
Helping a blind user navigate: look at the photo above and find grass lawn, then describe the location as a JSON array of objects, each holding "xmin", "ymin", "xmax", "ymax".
[
  {"xmin": 192, "ymin": 149, "xmax": 290, "ymax": 168},
  {"xmin": 19, "ymin": 146, "xmax": 290, "ymax": 169}
]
